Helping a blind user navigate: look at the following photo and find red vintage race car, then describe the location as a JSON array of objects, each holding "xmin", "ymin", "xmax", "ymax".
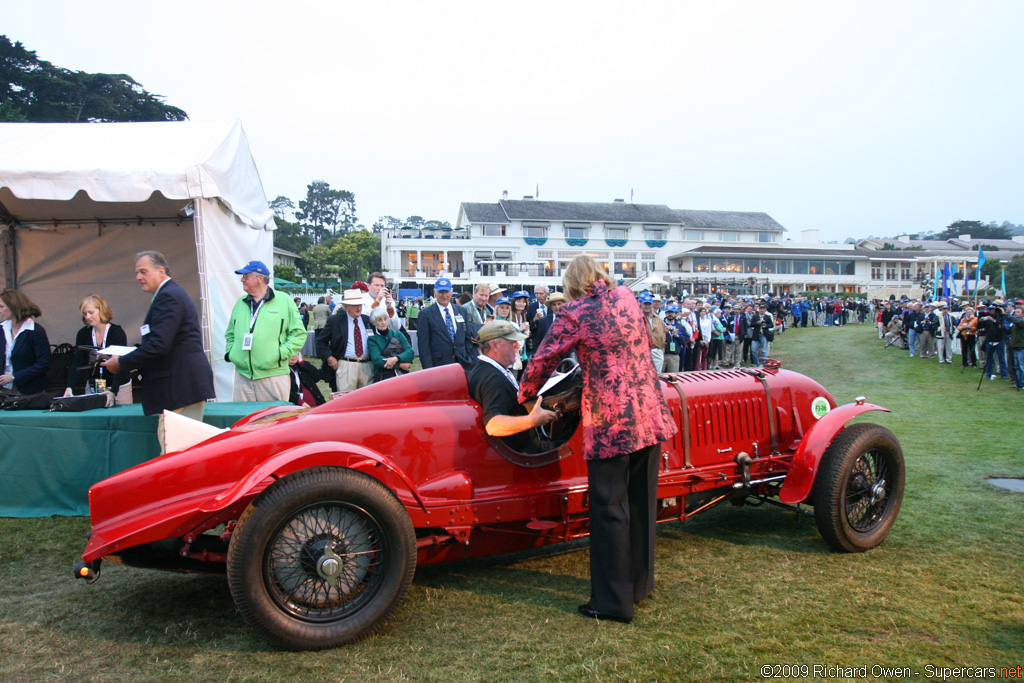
[{"xmin": 74, "ymin": 361, "xmax": 904, "ymax": 650}]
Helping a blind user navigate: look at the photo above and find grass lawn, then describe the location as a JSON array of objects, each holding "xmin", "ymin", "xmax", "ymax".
[{"xmin": 1, "ymin": 323, "xmax": 1021, "ymax": 682}]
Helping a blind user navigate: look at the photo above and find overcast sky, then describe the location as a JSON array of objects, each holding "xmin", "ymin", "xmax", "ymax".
[{"xmin": 7, "ymin": 1, "xmax": 1023, "ymax": 242}]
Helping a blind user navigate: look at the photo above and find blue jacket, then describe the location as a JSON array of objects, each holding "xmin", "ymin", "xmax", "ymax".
[
  {"xmin": 416, "ymin": 302, "xmax": 478, "ymax": 369},
  {"xmin": 1, "ymin": 321, "xmax": 52, "ymax": 394},
  {"xmin": 118, "ymin": 279, "xmax": 215, "ymax": 415}
]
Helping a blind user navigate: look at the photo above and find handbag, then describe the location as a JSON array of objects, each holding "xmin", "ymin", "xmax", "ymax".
[
  {"xmin": 2, "ymin": 390, "xmax": 63, "ymax": 410},
  {"xmin": 49, "ymin": 391, "xmax": 114, "ymax": 412},
  {"xmin": 381, "ymin": 336, "xmax": 405, "ymax": 358}
]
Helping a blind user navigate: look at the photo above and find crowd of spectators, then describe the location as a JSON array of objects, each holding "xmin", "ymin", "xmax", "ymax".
[{"xmin": 876, "ymin": 295, "xmax": 1024, "ymax": 390}]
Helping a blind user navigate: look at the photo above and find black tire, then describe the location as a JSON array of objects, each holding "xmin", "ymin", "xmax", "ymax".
[
  {"xmin": 811, "ymin": 423, "xmax": 905, "ymax": 553},
  {"xmin": 226, "ymin": 467, "xmax": 416, "ymax": 650}
]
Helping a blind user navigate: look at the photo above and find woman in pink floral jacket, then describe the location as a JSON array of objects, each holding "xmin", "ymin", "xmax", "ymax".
[{"xmin": 519, "ymin": 255, "xmax": 676, "ymax": 624}]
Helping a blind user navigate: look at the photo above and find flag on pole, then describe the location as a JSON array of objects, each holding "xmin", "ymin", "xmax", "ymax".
[
  {"xmin": 942, "ymin": 263, "xmax": 951, "ymax": 298},
  {"xmin": 630, "ymin": 188, "xmax": 634, "ymax": 203},
  {"xmin": 974, "ymin": 247, "xmax": 987, "ymax": 296},
  {"xmin": 1002, "ymin": 266, "xmax": 1006, "ymax": 296},
  {"xmin": 933, "ymin": 261, "xmax": 939, "ymax": 300},
  {"xmin": 535, "ymin": 182, "xmax": 539, "ymax": 199}
]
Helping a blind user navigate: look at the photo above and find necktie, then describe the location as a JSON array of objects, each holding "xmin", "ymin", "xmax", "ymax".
[
  {"xmin": 354, "ymin": 319, "xmax": 363, "ymax": 356},
  {"xmin": 444, "ymin": 307, "xmax": 456, "ymax": 342}
]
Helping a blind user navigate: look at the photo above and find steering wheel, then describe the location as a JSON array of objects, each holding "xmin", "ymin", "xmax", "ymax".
[{"xmin": 535, "ymin": 360, "xmax": 583, "ymax": 441}]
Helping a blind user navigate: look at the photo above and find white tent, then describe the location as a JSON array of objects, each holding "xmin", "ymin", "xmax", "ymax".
[{"xmin": 0, "ymin": 120, "xmax": 276, "ymax": 401}]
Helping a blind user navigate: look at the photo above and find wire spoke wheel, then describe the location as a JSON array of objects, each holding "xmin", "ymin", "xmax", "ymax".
[
  {"xmin": 266, "ymin": 501, "xmax": 385, "ymax": 622},
  {"xmin": 843, "ymin": 449, "xmax": 891, "ymax": 532},
  {"xmin": 812, "ymin": 423, "xmax": 905, "ymax": 552},
  {"xmin": 227, "ymin": 467, "xmax": 416, "ymax": 650}
]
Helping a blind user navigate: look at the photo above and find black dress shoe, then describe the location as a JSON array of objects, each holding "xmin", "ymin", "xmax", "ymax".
[{"xmin": 577, "ymin": 604, "xmax": 632, "ymax": 624}]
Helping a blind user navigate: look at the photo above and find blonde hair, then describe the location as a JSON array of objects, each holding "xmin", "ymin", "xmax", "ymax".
[
  {"xmin": 79, "ymin": 294, "xmax": 114, "ymax": 324},
  {"xmin": 562, "ymin": 255, "xmax": 614, "ymax": 301}
]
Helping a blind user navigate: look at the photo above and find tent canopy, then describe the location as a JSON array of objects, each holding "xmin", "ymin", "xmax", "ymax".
[
  {"xmin": 0, "ymin": 120, "xmax": 276, "ymax": 401},
  {"xmin": 0, "ymin": 120, "xmax": 275, "ymax": 230}
]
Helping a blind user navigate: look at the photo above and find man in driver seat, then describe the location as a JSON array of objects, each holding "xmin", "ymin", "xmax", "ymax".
[{"xmin": 468, "ymin": 321, "xmax": 558, "ymax": 454}]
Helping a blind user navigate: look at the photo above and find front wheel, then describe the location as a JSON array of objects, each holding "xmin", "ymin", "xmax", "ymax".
[
  {"xmin": 227, "ymin": 467, "xmax": 416, "ymax": 650},
  {"xmin": 812, "ymin": 423, "xmax": 905, "ymax": 553}
]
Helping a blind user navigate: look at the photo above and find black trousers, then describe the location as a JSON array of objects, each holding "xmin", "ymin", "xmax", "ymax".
[
  {"xmin": 683, "ymin": 344, "xmax": 697, "ymax": 371},
  {"xmin": 586, "ymin": 443, "xmax": 659, "ymax": 619},
  {"xmin": 960, "ymin": 336, "xmax": 977, "ymax": 367}
]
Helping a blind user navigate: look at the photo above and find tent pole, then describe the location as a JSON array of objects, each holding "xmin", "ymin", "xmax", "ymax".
[
  {"xmin": 1, "ymin": 201, "xmax": 16, "ymax": 290},
  {"xmin": 191, "ymin": 199, "xmax": 215, "ymax": 365}
]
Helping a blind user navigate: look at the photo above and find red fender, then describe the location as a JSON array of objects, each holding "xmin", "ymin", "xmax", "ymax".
[
  {"xmin": 199, "ymin": 441, "xmax": 426, "ymax": 514},
  {"xmin": 229, "ymin": 404, "xmax": 304, "ymax": 428},
  {"xmin": 778, "ymin": 402, "xmax": 890, "ymax": 504}
]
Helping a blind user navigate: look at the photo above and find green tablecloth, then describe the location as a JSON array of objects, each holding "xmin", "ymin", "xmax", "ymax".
[{"xmin": 0, "ymin": 402, "xmax": 285, "ymax": 518}]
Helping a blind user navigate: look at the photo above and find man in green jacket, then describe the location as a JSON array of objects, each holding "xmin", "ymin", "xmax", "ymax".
[{"xmin": 226, "ymin": 260, "xmax": 307, "ymax": 401}]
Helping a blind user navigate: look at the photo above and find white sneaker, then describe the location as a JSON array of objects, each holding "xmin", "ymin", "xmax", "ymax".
[{"xmin": 990, "ymin": 375, "xmax": 997, "ymax": 380}]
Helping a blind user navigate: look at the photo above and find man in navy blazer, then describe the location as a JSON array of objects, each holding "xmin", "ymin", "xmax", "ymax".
[
  {"xmin": 102, "ymin": 251, "xmax": 215, "ymax": 453},
  {"xmin": 315, "ymin": 289, "xmax": 374, "ymax": 392},
  {"xmin": 526, "ymin": 284, "xmax": 549, "ymax": 323},
  {"xmin": 530, "ymin": 291, "xmax": 565, "ymax": 353},
  {"xmin": 417, "ymin": 278, "xmax": 479, "ymax": 369}
]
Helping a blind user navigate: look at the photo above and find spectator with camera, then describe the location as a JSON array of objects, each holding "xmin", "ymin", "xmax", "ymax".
[
  {"xmin": 364, "ymin": 272, "xmax": 402, "ymax": 331},
  {"xmin": 977, "ymin": 305, "xmax": 1008, "ymax": 380}
]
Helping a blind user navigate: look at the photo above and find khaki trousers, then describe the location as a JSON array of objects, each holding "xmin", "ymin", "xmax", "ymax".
[
  {"xmin": 232, "ymin": 372, "xmax": 290, "ymax": 402},
  {"xmin": 335, "ymin": 360, "xmax": 373, "ymax": 392},
  {"xmin": 663, "ymin": 353, "xmax": 681, "ymax": 374}
]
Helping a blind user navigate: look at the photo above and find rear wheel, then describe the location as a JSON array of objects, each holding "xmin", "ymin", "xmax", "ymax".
[
  {"xmin": 812, "ymin": 423, "xmax": 904, "ymax": 552},
  {"xmin": 227, "ymin": 467, "xmax": 416, "ymax": 650}
]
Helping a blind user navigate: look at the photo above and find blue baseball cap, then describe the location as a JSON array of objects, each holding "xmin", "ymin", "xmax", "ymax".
[
  {"xmin": 235, "ymin": 260, "xmax": 270, "ymax": 276},
  {"xmin": 434, "ymin": 278, "xmax": 453, "ymax": 291},
  {"xmin": 495, "ymin": 296, "xmax": 512, "ymax": 306},
  {"xmin": 511, "ymin": 290, "xmax": 530, "ymax": 300},
  {"xmin": 638, "ymin": 291, "xmax": 654, "ymax": 303}
]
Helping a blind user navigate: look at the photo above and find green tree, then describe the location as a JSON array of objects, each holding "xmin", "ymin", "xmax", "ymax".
[
  {"xmin": 272, "ymin": 218, "xmax": 312, "ymax": 256},
  {"xmin": 980, "ymin": 257, "xmax": 1002, "ymax": 281},
  {"xmin": 300, "ymin": 244, "xmax": 334, "ymax": 280},
  {"xmin": 274, "ymin": 265, "xmax": 296, "ymax": 282},
  {"xmin": 1004, "ymin": 256, "xmax": 1024, "ymax": 298},
  {"xmin": 295, "ymin": 181, "xmax": 357, "ymax": 243},
  {"xmin": 405, "ymin": 215, "xmax": 425, "ymax": 229},
  {"xmin": 935, "ymin": 220, "xmax": 1010, "ymax": 241},
  {"xmin": 269, "ymin": 195, "xmax": 295, "ymax": 220},
  {"xmin": 1, "ymin": 35, "xmax": 187, "ymax": 122},
  {"xmin": 381, "ymin": 215, "xmax": 404, "ymax": 231},
  {"xmin": 327, "ymin": 230, "xmax": 381, "ymax": 282}
]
